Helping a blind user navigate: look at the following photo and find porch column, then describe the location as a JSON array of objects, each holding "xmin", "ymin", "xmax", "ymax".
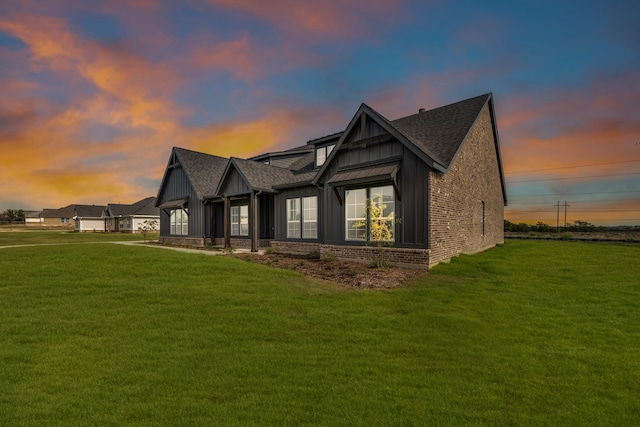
[
  {"xmin": 251, "ymin": 192, "xmax": 259, "ymax": 252},
  {"xmin": 224, "ymin": 196, "xmax": 231, "ymax": 248}
]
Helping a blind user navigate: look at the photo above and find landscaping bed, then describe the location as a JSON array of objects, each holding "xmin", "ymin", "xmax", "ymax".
[{"xmin": 230, "ymin": 251, "xmax": 425, "ymax": 289}]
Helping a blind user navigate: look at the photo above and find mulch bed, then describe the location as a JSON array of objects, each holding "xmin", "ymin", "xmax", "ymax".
[{"xmin": 229, "ymin": 252, "xmax": 425, "ymax": 290}]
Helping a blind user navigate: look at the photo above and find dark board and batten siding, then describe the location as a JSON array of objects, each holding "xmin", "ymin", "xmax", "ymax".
[
  {"xmin": 274, "ymin": 186, "xmax": 322, "ymax": 241},
  {"xmin": 320, "ymin": 131, "xmax": 430, "ymax": 248},
  {"xmin": 158, "ymin": 165, "xmax": 207, "ymax": 237},
  {"xmin": 221, "ymin": 168, "xmax": 251, "ymax": 197}
]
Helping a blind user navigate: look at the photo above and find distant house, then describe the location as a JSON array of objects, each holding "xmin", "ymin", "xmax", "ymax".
[
  {"xmin": 156, "ymin": 93, "xmax": 507, "ymax": 268},
  {"xmin": 103, "ymin": 197, "xmax": 160, "ymax": 233},
  {"xmin": 73, "ymin": 205, "xmax": 107, "ymax": 232},
  {"xmin": 24, "ymin": 210, "xmax": 43, "ymax": 225},
  {"xmin": 40, "ymin": 205, "xmax": 76, "ymax": 228}
]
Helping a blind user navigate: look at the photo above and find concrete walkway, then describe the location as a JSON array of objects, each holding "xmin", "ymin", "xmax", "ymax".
[{"xmin": 0, "ymin": 240, "xmax": 266, "ymax": 256}]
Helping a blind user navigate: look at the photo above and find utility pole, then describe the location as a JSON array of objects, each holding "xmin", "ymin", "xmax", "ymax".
[{"xmin": 554, "ymin": 201, "xmax": 570, "ymax": 231}]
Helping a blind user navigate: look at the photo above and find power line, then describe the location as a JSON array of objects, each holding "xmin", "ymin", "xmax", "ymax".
[
  {"xmin": 505, "ymin": 159, "xmax": 640, "ymax": 174},
  {"xmin": 508, "ymin": 172, "xmax": 640, "ymax": 184},
  {"xmin": 505, "ymin": 209, "xmax": 640, "ymax": 213},
  {"xmin": 509, "ymin": 199, "xmax": 640, "ymax": 206},
  {"xmin": 508, "ymin": 190, "xmax": 640, "ymax": 198}
]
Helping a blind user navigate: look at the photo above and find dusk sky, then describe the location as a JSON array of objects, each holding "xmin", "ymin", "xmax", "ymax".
[{"xmin": 1, "ymin": 0, "xmax": 638, "ymax": 225}]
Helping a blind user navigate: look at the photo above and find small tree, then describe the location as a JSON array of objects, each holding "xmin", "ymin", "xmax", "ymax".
[
  {"xmin": 353, "ymin": 193, "xmax": 400, "ymax": 268},
  {"xmin": 138, "ymin": 219, "xmax": 158, "ymax": 242}
]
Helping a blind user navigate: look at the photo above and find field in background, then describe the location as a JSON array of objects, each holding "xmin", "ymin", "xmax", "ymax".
[{"xmin": 1, "ymin": 235, "xmax": 639, "ymax": 425}]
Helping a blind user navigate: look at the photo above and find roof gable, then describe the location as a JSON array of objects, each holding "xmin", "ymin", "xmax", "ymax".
[
  {"xmin": 215, "ymin": 157, "xmax": 298, "ymax": 196},
  {"xmin": 156, "ymin": 147, "xmax": 228, "ymax": 204},
  {"xmin": 391, "ymin": 93, "xmax": 491, "ymax": 169},
  {"xmin": 313, "ymin": 93, "xmax": 497, "ymax": 185}
]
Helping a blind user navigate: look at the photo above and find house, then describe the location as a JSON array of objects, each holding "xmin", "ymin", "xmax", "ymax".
[
  {"xmin": 40, "ymin": 205, "xmax": 76, "ymax": 228},
  {"xmin": 73, "ymin": 205, "xmax": 107, "ymax": 232},
  {"xmin": 103, "ymin": 197, "xmax": 160, "ymax": 233},
  {"xmin": 156, "ymin": 93, "xmax": 506, "ymax": 268},
  {"xmin": 24, "ymin": 210, "xmax": 43, "ymax": 225}
]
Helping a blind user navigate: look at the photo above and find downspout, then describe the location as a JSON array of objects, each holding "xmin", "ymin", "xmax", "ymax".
[
  {"xmin": 315, "ymin": 183, "xmax": 326, "ymax": 244},
  {"xmin": 252, "ymin": 190, "xmax": 263, "ymax": 252}
]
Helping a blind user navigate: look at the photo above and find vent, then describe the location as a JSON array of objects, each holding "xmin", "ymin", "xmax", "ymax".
[{"xmin": 418, "ymin": 108, "xmax": 426, "ymax": 113}]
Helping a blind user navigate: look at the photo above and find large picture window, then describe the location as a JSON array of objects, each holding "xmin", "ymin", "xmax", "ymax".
[
  {"xmin": 231, "ymin": 205, "xmax": 249, "ymax": 236},
  {"xmin": 287, "ymin": 196, "xmax": 317, "ymax": 239},
  {"xmin": 345, "ymin": 185, "xmax": 395, "ymax": 242},
  {"xmin": 170, "ymin": 208, "xmax": 188, "ymax": 235}
]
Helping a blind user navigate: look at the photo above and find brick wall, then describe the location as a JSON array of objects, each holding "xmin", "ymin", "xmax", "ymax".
[
  {"xmin": 428, "ymin": 105, "xmax": 504, "ymax": 267},
  {"xmin": 320, "ymin": 244, "xmax": 430, "ymax": 269},
  {"xmin": 159, "ymin": 236, "xmax": 205, "ymax": 246},
  {"xmin": 271, "ymin": 241, "xmax": 321, "ymax": 256},
  {"xmin": 272, "ymin": 241, "xmax": 430, "ymax": 269}
]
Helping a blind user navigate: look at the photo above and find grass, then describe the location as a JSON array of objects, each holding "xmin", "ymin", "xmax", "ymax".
[
  {"xmin": 0, "ymin": 235, "xmax": 639, "ymax": 425},
  {"xmin": 0, "ymin": 230, "xmax": 159, "ymax": 246}
]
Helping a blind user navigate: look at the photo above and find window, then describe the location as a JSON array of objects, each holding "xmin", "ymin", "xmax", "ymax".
[
  {"xmin": 287, "ymin": 199, "xmax": 301, "ymax": 238},
  {"xmin": 315, "ymin": 144, "xmax": 335, "ymax": 167},
  {"xmin": 231, "ymin": 205, "xmax": 249, "ymax": 236},
  {"xmin": 287, "ymin": 196, "xmax": 317, "ymax": 239},
  {"xmin": 346, "ymin": 185, "xmax": 395, "ymax": 242},
  {"xmin": 302, "ymin": 196, "xmax": 318, "ymax": 238},
  {"xmin": 345, "ymin": 189, "xmax": 367, "ymax": 240},
  {"xmin": 170, "ymin": 208, "xmax": 188, "ymax": 235}
]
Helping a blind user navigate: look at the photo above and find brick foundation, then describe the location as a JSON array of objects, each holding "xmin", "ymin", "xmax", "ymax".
[
  {"xmin": 272, "ymin": 241, "xmax": 430, "ymax": 269},
  {"xmin": 320, "ymin": 244, "xmax": 430, "ymax": 269},
  {"xmin": 159, "ymin": 236, "xmax": 206, "ymax": 247},
  {"xmin": 271, "ymin": 241, "xmax": 321, "ymax": 256}
]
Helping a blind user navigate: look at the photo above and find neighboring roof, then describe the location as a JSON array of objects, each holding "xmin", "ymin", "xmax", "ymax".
[
  {"xmin": 107, "ymin": 197, "xmax": 159, "ymax": 217},
  {"xmin": 391, "ymin": 93, "xmax": 492, "ymax": 169},
  {"xmin": 41, "ymin": 205, "xmax": 76, "ymax": 218},
  {"xmin": 127, "ymin": 196, "xmax": 158, "ymax": 215},
  {"xmin": 75, "ymin": 205, "xmax": 106, "ymax": 218},
  {"xmin": 24, "ymin": 210, "xmax": 41, "ymax": 218}
]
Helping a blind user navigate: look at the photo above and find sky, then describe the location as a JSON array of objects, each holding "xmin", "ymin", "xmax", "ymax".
[{"xmin": 0, "ymin": 0, "xmax": 638, "ymax": 226}]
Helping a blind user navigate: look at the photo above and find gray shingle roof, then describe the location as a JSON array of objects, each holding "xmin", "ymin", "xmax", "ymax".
[
  {"xmin": 75, "ymin": 205, "xmax": 106, "ymax": 218},
  {"xmin": 41, "ymin": 205, "xmax": 75, "ymax": 218},
  {"xmin": 231, "ymin": 157, "xmax": 298, "ymax": 192},
  {"xmin": 174, "ymin": 147, "xmax": 228, "ymax": 199},
  {"xmin": 390, "ymin": 93, "xmax": 491, "ymax": 168},
  {"xmin": 286, "ymin": 151, "xmax": 315, "ymax": 171},
  {"xmin": 108, "ymin": 197, "xmax": 159, "ymax": 216}
]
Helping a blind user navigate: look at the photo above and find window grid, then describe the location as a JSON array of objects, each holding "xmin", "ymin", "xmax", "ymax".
[
  {"xmin": 302, "ymin": 196, "xmax": 318, "ymax": 239},
  {"xmin": 345, "ymin": 185, "xmax": 395, "ymax": 242},
  {"xmin": 170, "ymin": 208, "xmax": 188, "ymax": 235},
  {"xmin": 231, "ymin": 205, "xmax": 249, "ymax": 236},
  {"xmin": 287, "ymin": 196, "xmax": 318, "ymax": 239}
]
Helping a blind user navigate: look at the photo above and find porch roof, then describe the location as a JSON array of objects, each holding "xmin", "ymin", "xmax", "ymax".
[{"xmin": 327, "ymin": 162, "xmax": 400, "ymax": 186}]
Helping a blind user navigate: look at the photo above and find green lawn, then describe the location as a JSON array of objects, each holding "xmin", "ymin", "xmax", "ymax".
[
  {"xmin": 1, "ymin": 237, "xmax": 639, "ymax": 425},
  {"xmin": 0, "ymin": 230, "xmax": 158, "ymax": 246}
]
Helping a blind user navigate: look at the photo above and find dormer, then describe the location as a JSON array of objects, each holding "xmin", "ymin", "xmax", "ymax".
[{"xmin": 307, "ymin": 132, "xmax": 342, "ymax": 168}]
